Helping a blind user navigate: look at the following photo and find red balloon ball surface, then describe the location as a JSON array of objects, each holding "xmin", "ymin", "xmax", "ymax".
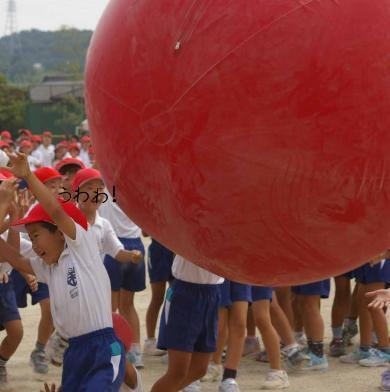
[
  {"xmin": 112, "ymin": 313, "xmax": 132, "ymax": 352},
  {"xmin": 85, "ymin": 0, "xmax": 390, "ymax": 285}
]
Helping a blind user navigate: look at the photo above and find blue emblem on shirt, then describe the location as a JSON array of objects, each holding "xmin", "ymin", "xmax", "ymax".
[{"xmin": 67, "ymin": 267, "xmax": 77, "ymax": 287}]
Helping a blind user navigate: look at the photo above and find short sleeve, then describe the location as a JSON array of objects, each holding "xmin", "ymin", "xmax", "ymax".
[
  {"xmin": 63, "ymin": 222, "xmax": 88, "ymax": 249},
  {"xmin": 30, "ymin": 256, "xmax": 49, "ymax": 283},
  {"xmin": 101, "ymin": 219, "xmax": 124, "ymax": 258}
]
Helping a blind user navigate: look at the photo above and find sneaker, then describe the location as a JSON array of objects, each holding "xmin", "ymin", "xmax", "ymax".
[
  {"xmin": 282, "ymin": 347, "xmax": 310, "ymax": 370},
  {"xmin": 201, "ymin": 362, "xmax": 222, "ymax": 382},
  {"xmin": 183, "ymin": 380, "xmax": 201, "ymax": 392},
  {"xmin": 261, "ymin": 370, "xmax": 289, "ymax": 390},
  {"xmin": 342, "ymin": 323, "xmax": 358, "ymax": 346},
  {"xmin": 219, "ymin": 378, "xmax": 240, "ymax": 392},
  {"xmin": 45, "ymin": 330, "xmax": 69, "ymax": 366},
  {"xmin": 161, "ymin": 353, "xmax": 168, "ymax": 364},
  {"xmin": 256, "ymin": 351, "xmax": 269, "ymax": 363},
  {"xmin": 127, "ymin": 351, "xmax": 144, "ymax": 369},
  {"xmin": 301, "ymin": 352, "xmax": 328, "ymax": 371},
  {"xmin": 30, "ymin": 348, "xmax": 49, "ymax": 374},
  {"xmin": 242, "ymin": 337, "xmax": 261, "ymax": 356},
  {"xmin": 329, "ymin": 338, "xmax": 346, "ymax": 357},
  {"xmin": 381, "ymin": 369, "xmax": 390, "ymax": 391},
  {"xmin": 295, "ymin": 334, "xmax": 308, "ymax": 349},
  {"xmin": 0, "ymin": 366, "xmax": 7, "ymax": 385},
  {"xmin": 359, "ymin": 348, "xmax": 390, "ymax": 367},
  {"xmin": 143, "ymin": 338, "xmax": 165, "ymax": 356},
  {"xmin": 340, "ymin": 348, "xmax": 370, "ymax": 364}
]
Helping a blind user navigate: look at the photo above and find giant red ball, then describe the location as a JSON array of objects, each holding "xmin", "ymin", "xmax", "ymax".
[{"xmin": 85, "ymin": 0, "xmax": 390, "ymax": 285}]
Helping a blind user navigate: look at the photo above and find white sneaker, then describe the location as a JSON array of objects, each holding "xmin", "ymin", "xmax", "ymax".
[
  {"xmin": 127, "ymin": 351, "xmax": 144, "ymax": 369},
  {"xmin": 143, "ymin": 338, "xmax": 165, "ymax": 356},
  {"xmin": 261, "ymin": 370, "xmax": 289, "ymax": 390},
  {"xmin": 219, "ymin": 378, "xmax": 240, "ymax": 392},
  {"xmin": 160, "ymin": 353, "xmax": 168, "ymax": 364},
  {"xmin": 201, "ymin": 362, "xmax": 222, "ymax": 382},
  {"xmin": 242, "ymin": 337, "xmax": 261, "ymax": 356},
  {"xmin": 45, "ymin": 330, "xmax": 69, "ymax": 366},
  {"xmin": 183, "ymin": 380, "xmax": 201, "ymax": 392}
]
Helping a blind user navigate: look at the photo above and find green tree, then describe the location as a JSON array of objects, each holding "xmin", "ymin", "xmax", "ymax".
[
  {"xmin": 0, "ymin": 74, "xmax": 28, "ymax": 131},
  {"xmin": 42, "ymin": 96, "xmax": 85, "ymax": 133}
]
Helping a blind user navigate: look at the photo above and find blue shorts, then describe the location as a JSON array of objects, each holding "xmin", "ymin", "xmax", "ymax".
[
  {"xmin": 104, "ymin": 237, "xmax": 146, "ymax": 292},
  {"xmin": 292, "ymin": 279, "xmax": 330, "ymax": 298},
  {"xmin": 0, "ymin": 280, "xmax": 20, "ymax": 329},
  {"xmin": 147, "ymin": 240, "xmax": 174, "ymax": 283},
  {"xmin": 336, "ymin": 269, "xmax": 356, "ymax": 280},
  {"xmin": 158, "ymin": 279, "xmax": 220, "ymax": 353},
  {"xmin": 219, "ymin": 279, "xmax": 252, "ymax": 307},
  {"xmin": 252, "ymin": 286, "xmax": 274, "ymax": 302},
  {"xmin": 354, "ymin": 261, "xmax": 390, "ymax": 284},
  {"xmin": 62, "ymin": 327, "xmax": 125, "ymax": 392},
  {"xmin": 10, "ymin": 270, "xmax": 49, "ymax": 307}
]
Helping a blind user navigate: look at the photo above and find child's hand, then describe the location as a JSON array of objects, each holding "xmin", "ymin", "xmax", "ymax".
[
  {"xmin": 0, "ymin": 179, "xmax": 18, "ymax": 205},
  {"xmin": 0, "ymin": 273, "xmax": 9, "ymax": 284},
  {"xmin": 6, "ymin": 152, "xmax": 31, "ymax": 179},
  {"xmin": 366, "ymin": 289, "xmax": 390, "ymax": 309},
  {"xmin": 25, "ymin": 274, "xmax": 38, "ymax": 292},
  {"xmin": 130, "ymin": 250, "xmax": 143, "ymax": 264}
]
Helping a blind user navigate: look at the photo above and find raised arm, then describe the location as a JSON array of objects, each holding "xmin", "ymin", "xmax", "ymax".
[
  {"xmin": 0, "ymin": 236, "xmax": 34, "ymax": 275},
  {"xmin": 7, "ymin": 152, "xmax": 76, "ymax": 240}
]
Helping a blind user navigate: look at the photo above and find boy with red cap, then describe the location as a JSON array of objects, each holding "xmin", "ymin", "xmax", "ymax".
[
  {"xmin": 68, "ymin": 143, "xmax": 81, "ymax": 160},
  {"xmin": 55, "ymin": 158, "xmax": 85, "ymax": 194},
  {"xmin": 19, "ymin": 140, "xmax": 41, "ymax": 171},
  {"xmin": 0, "ymin": 152, "xmax": 126, "ymax": 391},
  {"xmin": 37, "ymin": 132, "xmax": 55, "ymax": 167},
  {"xmin": 0, "ymin": 131, "xmax": 12, "ymax": 143},
  {"xmin": 53, "ymin": 141, "xmax": 70, "ymax": 167}
]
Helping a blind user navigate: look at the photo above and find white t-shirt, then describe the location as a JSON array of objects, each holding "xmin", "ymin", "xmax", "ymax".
[
  {"xmin": 37, "ymin": 144, "xmax": 55, "ymax": 167},
  {"xmin": 28, "ymin": 154, "xmax": 41, "ymax": 171},
  {"xmin": 79, "ymin": 149, "xmax": 91, "ymax": 168},
  {"xmin": 172, "ymin": 255, "xmax": 224, "ymax": 284},
  {"xmin": 99, "ymin": 194, "xmax": 141, "ymax": 239},
  {"xmin": 88, "ymin": 213, "xmax": 124, "ymax": 261},
  {"xmin": 29, "ymin": 223, "xmax": 112, "ymax": 339},
  {"xmin": 0, "ymin": 232, "xmax": 12, "ymax": 275}
]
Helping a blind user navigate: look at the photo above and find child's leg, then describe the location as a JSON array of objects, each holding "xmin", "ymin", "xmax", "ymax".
[
  {"xmin": 246, "ymin": 306, "xmax": 256, "ymax": 337},
  {"xmin": 270, "ymin": 293, "xmax": 295, "ymax": 346},
  {"xmin": 252, "ymin": 300, "xmax": 281, "ymax": 370},
  {"xmin": 151, "ymin": 350, "xmax": 192, "ymax": 392},
  {"xmin": 357, "ymin": 282, "xmax": 373, "ymax": 348},
  {"xmin": 37, "ymin": 298, "xmax": 54, "ymax": 346},
  {"xmin": 291, "ymin": 293, "xmax": 304, "ymax": 341},
  {"xmin": 365, "ymin": 282, "xmax": 389, "ymax": 349},
  {"xmin": 119, "ymin": 290, "xmax": 141, "ymax": 350},
  {"xmin": 111, "ymin": 291, "xmax": 120, "ymax": 312},
  {"xmin": 275, "ymin": 286, "xmax": 294, "ymax": 328},
  {"xmin": 213, "ymin": 307, "xmax": 228, "ymax": 365},
  {"xmin": 332, "ymin": 276, "xmax": 351, "ymax": 335},
  {"xmin": 0, "ymin": 319, "xmax": 23, "ymax": 360},
  {"xmin": 179, "ymin": 352, "xmax": 213, "ymax": 389},
  {"xmin": 223, "ymin": 301, "xmax": 248, "ymax": 380},
  {"xmin": 146, "ymin": 281, "xmax": 166, "ymax": 339}
]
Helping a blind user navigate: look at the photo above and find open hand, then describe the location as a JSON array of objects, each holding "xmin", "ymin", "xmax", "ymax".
[
  {"xmin": 0, "ymin": 179, "xmax": 18, "ymax": 205},
  {"xmin": 366, "ymin": 289, "xmax": 390, "ymax": 309},
  {"xmin": 6, "ymin": 152, "xmax": 31, "ymax": 178}
]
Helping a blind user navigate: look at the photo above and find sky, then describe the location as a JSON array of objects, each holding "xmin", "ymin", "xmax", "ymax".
[{"xmin": 1, "ymin": 0, "xmax": 110, "ymax": 37}]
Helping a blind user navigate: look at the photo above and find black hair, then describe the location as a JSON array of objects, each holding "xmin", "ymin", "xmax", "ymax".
[{"xmin": 39, "ymin": 222, "xmax": 58, "ymax": 233}]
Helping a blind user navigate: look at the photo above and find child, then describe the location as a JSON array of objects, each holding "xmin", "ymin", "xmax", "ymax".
[
  {"xmin": 0, "ymin": 179, "xmax": 24, "ymax": 384},
  {"xmin": 54, "ymin": 158, "xmax": 85, "ymax": 193},
  {"xmin": 53, "ymin": 142, "xmax": 70, "ymax": 167},
  {"xmin": 251, "ymin": 286, "xmax": 289, "ymax": 389},
  {"xmin": 340, "ymin": 261, "xmax": 390, "ymax": 366},
  {"xmin": 19, "ymin": 140, "xmax": 41, "ymax": 171},
  {"xmin": 79, "ymin": 136, "xmax": 91, "ymax": 167},
  {"xmin": 0, "ymin": 152, "xmax": 126, "ymax": 391},
  {"xmin": 145, "ymin": 238, "xmax": 174, "ymax": 356},
  {"xmin": 291, "ymin": 280, "xmax": 330, "ymax": 370},
  {"xmin": 100, "ymin": 194, "xmax": 146, "ymax": 369},
  {"xmin": 151, "ymin": 255, "xmax": 223, "ymax": 392},
  {"xmin": 37, "ymin": 131, "xmax": 55, "ymax": 167}
]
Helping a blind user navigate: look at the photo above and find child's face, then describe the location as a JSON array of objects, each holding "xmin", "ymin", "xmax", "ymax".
[
  {"xmin": 42, "ymin": 136, "xmax": 51, "ymax": 147},
  {"xmin": 61, "ymin": 165, "xmax": 80, "ymax": 191},
  {"xmin": 69, "ymin": 149, "xmax": 79, "ymax": 158},
  {"xmin": 78, "ymin": 179, "xmax": 105, "ymax": 211},
  {"xmin": 45, "ymin": 178, "xmax": 62, "ymax": 197},
  {"xmin": 26, "ymin": 223, "xmax": 65, "ymax": 265}
]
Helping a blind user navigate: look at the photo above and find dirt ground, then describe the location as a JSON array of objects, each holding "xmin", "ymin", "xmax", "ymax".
[{"xmin": 2, "ymin": 241, "xmax": 386, "ymax": 391}]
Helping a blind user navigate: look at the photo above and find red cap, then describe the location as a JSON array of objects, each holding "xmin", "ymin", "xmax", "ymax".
[
  {"xmin": 0, "ymin": 168, "xmax": 14, "ymax": 181},
  {"xmin": 19, "ymin": 129, "xmax": 32, "ymax": 137},
  {"xmin": 0, "ymin": 141, "xmax": 9, "ymax": 149},
  {"xmin": 55, "ymin": 141, "xmax": 68, "ymax": 151},
  {"xmin": 42, "ymin": 131, "xmax": 52, "ymax": 137},
  {"xmin": 34, "ymin": 167, "xmax": 62, "ymax": 184},
  {"xmin": 20, "ymin": 140, "xmax": 33, "ymax": 149},
  {"xmin": 55, "ymin": 158, "xmax": 85, "ymax": 173},
  {"xmin": 68, "ymin": 143, "xmax": 80, "ymax": 152},
  {"xmin": 71, "ymin": 168, "xmax": 103, "ymax": 192},
  {"xmin": 81, "ymin": 135, "xmax": 91, "ymax": 143},
  {"xmin": 31, "ymin": 135, "xmax": 42, "ymax": 143},
  {"xmin": 1, "ymin": 130, "xmax": 11, "ymax": 140},
  {"xmin": 11, "ymin": 198, "xmax": 88, "ymax": 233}
]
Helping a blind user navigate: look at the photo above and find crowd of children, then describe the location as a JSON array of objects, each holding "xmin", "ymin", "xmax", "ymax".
[{"xmin": 0, "ymin": 128, "xmax": 390, "ymax": 392}]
